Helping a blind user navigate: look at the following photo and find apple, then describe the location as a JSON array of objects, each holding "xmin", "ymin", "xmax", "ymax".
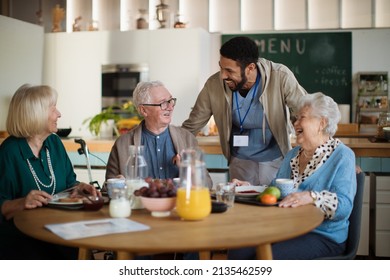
[{"xmin": 260, "ymin": 186, "xmax": 281, "ymax": 200}]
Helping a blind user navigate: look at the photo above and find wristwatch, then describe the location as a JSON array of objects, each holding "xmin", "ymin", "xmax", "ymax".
[{"xmin": 310, "ymin": 191, "xmax": 317, "ymax": 204}]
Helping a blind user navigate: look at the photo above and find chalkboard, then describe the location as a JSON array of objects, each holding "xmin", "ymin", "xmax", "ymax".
[{"xmin": 222, "ymin": 32, "xmax": 352, "ymax": 105}]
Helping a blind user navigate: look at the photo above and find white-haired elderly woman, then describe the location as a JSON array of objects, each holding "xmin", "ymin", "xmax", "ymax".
[
  {"xmin": 0, "ymin": 84, "xmax": 99, "ymax": 259},
  {"xmin": 229, "ymin": 92, "xmax": 357, "ymax": 260}
]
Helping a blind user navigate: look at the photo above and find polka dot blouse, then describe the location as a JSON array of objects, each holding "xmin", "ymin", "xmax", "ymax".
[{"xmin": 290, "ymin": 138, "xmax": 341, "ymax": 219}]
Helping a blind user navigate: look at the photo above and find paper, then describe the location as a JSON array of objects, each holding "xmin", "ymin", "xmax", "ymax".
[{"xmin": 45, "ymin": 218, "xmax": 150, "ymax": 240}]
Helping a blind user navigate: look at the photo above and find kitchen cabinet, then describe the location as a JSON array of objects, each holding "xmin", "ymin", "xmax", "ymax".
[
  {"xmin": 374, "ymin": 174, "xmax": 390, "ymax": 257},
  {"xmin": 356, "ymin": 72, "xmax": 389, "ymax": 134},
  {"xmin": 357, "ymin": 174, "xmax": 370, "ymax": 256}
]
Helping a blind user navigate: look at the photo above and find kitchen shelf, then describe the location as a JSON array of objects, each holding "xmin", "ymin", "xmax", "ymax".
[
  {"xmin": 356, "ymin": 72, "xmax": 389, "ymax": 131},
  {"xmin": 359, "ymin": 108, "xmax": 388, "ymax": 112}
]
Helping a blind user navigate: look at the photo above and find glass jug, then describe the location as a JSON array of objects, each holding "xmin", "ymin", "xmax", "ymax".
[
  {"xmin": 176, "ymin": 149, "xmax": 211, "ymax": 221},
  {"xmin": 109, "ymin": 184, "xmax": 131, "ymax": 218},
  {"xmin": 125, "ymin": 145, "xmax": 148, "ymax": 209}
]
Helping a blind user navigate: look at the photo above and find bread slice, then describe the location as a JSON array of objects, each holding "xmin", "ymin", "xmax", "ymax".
[{"xmin": 58, "ymin": 197, "xmax": 83, "ymax": 203}]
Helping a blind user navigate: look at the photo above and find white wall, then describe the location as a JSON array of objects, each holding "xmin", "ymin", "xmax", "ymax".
[
  {"xmin": 42, "ymin": 28, "xmax": 220, "ymax": 137},
  {"xmin": 0, "ymin": 15, "xmax": 44, "ymax": 131},
  {"xmin": 1, "ymin": 20, "xmax": 389, "ymax": 134}
]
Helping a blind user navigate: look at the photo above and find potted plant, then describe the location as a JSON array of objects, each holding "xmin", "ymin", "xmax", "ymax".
[{"xmin": 83, "ymin": 101, "xmax": 142, "ymax": 137}]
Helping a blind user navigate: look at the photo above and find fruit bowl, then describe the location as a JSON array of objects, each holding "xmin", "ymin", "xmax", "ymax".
[
  {"xmin": 140, "ymin": 196, "xmax": 176, "ymax": 217},
  {"xmin": 56, "ymin": 128, "xmax": 72, "ymax": 138}
]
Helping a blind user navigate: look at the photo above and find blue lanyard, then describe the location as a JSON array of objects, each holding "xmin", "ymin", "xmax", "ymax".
[{"xmin": 234, "ymin": 74, "xmax": 260, "ymax": 134}]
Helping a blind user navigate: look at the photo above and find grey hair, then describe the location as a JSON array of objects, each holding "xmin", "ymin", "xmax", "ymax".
[
  {"xmin": 132, "ymin": 80, "xmax": 165, "ymax": 113},
  {"xmin": 297, "ymin": 92, "xmax": 341, "ymax": 137}
]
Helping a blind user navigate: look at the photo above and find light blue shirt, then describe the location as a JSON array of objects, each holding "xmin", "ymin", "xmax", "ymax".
[
  {"xmin": 231, "ymin": 73, "xmax": 282, "ymax": 162},
  {"xmin": 141, "ymin": 126, "xmax": 178, "ymax": 179}
]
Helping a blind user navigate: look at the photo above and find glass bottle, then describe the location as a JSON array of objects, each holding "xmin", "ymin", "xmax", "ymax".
[
  {"xmin": 125, "ymin": 145, "xmax": 148, "ymax": 209},
  {"xmin": 176, "ymin": 148, "xmax": 211, "ymax": 221}
]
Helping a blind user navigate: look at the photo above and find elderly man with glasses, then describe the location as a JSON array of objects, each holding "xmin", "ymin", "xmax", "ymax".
[{"xmin": 106, "ymin": 80, "xmax": 212, "ymax": 188}]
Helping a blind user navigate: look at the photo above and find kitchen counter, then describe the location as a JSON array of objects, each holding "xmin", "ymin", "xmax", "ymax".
[
  {"xmin": 59, "ymin": 136, "xmax": 224, "ymax": 155},
  {"xmin": 59, "ymin": 135, "xmax": 390, "ymax": 158},
  {"xmin": 1, "ymin": 135, "xmax": 389, "ymax": 157}
]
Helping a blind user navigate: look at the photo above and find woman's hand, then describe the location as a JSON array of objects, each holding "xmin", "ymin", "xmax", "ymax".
[
  {"xmin": 72, "ymin": 182, "xmax": 101, "ymax": 197},
  {"xmin": 24, "ymin": 190, "xmax": 52, "ymax": 209},
  {"xmin": 278, "ymin": 191, "xmax": 313, "ymax": 208},
  {"xmin": 1, "ymin": 190, "xmax": 52, "ymax": 220}
]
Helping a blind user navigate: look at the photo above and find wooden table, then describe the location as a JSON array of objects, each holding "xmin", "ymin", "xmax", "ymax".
[{"xmin": 14, "ymin": 203, "xmax": 323, "ymax": 260}]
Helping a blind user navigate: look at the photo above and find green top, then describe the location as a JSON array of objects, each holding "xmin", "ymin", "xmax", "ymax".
[{"xmin": 0, "ymin": 134, "xmax": 78, "ymax": 221}]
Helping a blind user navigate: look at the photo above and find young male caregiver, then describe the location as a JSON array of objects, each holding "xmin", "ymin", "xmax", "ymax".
[{"xmin": 182, "ymin": 36, "xmax": 308, "ymax": 185}]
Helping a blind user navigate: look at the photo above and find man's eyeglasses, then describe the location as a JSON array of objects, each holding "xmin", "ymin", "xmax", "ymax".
[{"xmin": 142, "ymin": 98, "xmax": 177, "ymax": 110}]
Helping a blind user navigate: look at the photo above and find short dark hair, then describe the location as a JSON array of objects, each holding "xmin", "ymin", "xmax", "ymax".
[{"xmin": 220, "ymin": 36, "xmax": 259, "ymax": 68}]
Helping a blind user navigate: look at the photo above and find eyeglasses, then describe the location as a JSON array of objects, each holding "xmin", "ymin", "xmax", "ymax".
[{"xmin": 142, "ymin": 98, "xmax": 177, "ymax": 110}]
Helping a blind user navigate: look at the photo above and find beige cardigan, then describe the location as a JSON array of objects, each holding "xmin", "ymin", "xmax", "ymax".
[{"xmin": 182, "ymin": 58, "xmax": 308, "ymax": 163}]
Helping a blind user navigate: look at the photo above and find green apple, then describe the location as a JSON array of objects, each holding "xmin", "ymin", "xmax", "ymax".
[{"xmin": 261, "ymin": 186, "xmax": 281, "ymax": 200}]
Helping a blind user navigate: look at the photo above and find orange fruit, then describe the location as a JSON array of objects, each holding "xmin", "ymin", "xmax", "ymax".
[
  {"xmin": 260, "ymin": 194, "xmax": 277, "ymax": 205},
  {"xmin": 262, "ymin": 186, "xmax": 281, "ymax": 199}
]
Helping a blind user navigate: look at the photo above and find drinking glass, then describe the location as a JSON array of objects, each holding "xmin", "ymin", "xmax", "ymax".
[{"xmin": 216, "ymin": 182, "xmax": 236, "ymax": 208}]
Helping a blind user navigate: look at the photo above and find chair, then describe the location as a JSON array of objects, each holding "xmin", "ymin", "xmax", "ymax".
[{"xmin": 316, "ymin": 171, "xmax": 365, "ymax": 260}]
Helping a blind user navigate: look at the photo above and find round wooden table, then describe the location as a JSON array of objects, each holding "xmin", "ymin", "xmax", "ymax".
[{"xmin": 14, "ymin": 202, "xmax": 323, "ymax": 260}]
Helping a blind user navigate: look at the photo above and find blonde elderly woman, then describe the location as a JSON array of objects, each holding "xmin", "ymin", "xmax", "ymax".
[
  {"xmin": 0, "ymin": 84, "xmax": 99, "ymax": 259},
  {"xmin": 229, "ymin": 92, "xmax": 356, "ymax": 260}
]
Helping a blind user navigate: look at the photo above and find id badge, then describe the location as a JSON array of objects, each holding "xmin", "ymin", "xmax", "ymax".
[{"xmin": 233, "ymin": 135, "xmax": 249, "ymax": 147}]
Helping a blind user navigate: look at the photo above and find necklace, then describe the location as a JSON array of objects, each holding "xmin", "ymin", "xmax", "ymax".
[{"xmin": 26, "ymin": 148, "xmax": 56, "ymax": 195}]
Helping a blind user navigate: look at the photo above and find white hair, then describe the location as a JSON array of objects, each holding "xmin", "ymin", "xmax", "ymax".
[
  {"xmin": 132, "ymin": 80, "xmax": 165, "ymax": 115},
  {"xmin": 297, "ymin": 92, "xmax": 341, "ymax": 137}
]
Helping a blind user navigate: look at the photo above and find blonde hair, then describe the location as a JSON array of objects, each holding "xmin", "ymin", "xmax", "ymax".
[{"xmin": 6, "ymin": 84, "xmax": 58, "ymax": 138}]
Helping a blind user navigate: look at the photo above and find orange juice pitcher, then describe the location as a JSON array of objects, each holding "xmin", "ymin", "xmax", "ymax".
[{"xmin": 176, "ymin": 149, "xmax": 211, "ymax": 221}]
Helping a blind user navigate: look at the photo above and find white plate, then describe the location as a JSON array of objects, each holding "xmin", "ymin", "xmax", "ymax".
[
  {"xmin": 48, "ymin": 200, "xmax": 83, "ymax": 206},
  {"xmin": 235, "ymin": 185, "xmax": 266, "ymax": 197},
  {"xmin": 47, "ymin": 198, "xmax": 84, "ymax": 210}
]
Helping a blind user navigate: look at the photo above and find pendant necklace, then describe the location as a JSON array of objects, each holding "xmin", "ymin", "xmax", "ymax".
[{"xmin": 26, "ymin": 148, "xmax": 56, "ymax": 195}]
